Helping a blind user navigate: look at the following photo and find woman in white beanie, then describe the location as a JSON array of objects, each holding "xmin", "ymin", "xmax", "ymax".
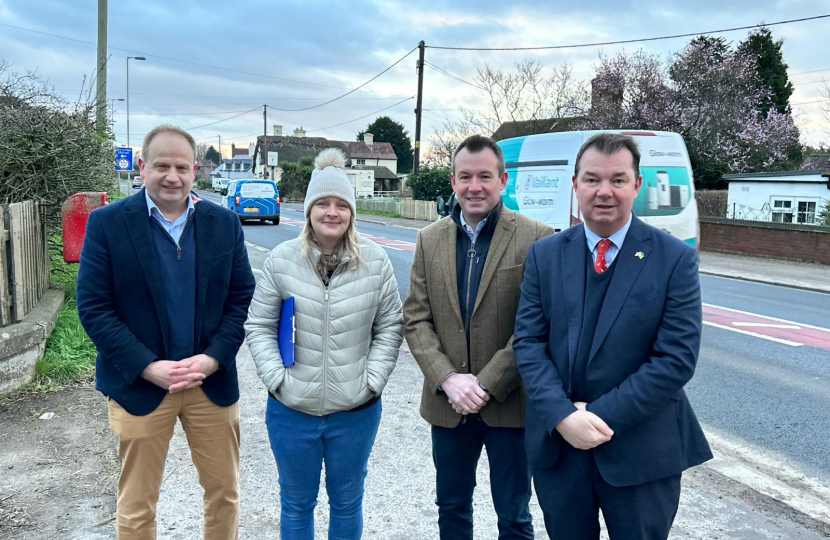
[{"xmin": 245, "ymin": 147, "xmax": 403, "ymax": 539}]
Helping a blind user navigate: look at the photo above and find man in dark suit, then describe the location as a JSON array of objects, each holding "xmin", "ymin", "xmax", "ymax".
[
  {"xmin": 76, "ymin": 125, "xmax": 255, "ymax": 539},
  {"xmin": 513, "ymin": 133, "xmax": 712, "ymax": 539}
]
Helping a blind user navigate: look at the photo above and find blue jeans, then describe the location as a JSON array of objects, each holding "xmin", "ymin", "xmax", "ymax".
[
  {"xmin": 432, "ymin": 416, "xmax": 533, "ymax": 540},
  {"xmin": 265, "ymin": 395, "xmax": 382, "ymax": 540}
]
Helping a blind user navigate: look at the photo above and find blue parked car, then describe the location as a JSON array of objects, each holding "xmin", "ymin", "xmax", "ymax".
[{"xmin": 221, "ymin": 179, "xmax": 280, "ymax": 225}]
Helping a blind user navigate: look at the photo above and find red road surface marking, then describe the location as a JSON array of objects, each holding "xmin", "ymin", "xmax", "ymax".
[
  {"xmin": 280, "ymin": 217, "xmax": 306, "ymax": 227},
  {"xmin": 360, "ymin": 233, "xmax": 416, "ymax": 252},
  {"xmin": 703, "ymin": 303, "xmax": 830, "ymax": 350}
]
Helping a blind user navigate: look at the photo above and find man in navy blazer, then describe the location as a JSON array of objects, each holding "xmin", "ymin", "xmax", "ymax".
[
  {"xmin": 76, "ymin": 125, "xmax": 255, "ymax": 539},
  {"xmin": 513, "ymin": 133, "xmax": 711, "ymax": 539}
]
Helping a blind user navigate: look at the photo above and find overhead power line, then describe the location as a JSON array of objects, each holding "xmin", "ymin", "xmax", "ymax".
[
  {"xmin": 185, "ymin": 107, "xmax": 261, "ymax": 131},
  {"xmin": 427, "ymin": 14, "xmax": 830, "ymax": 51},
  {"xmin": 790, "ymin": 67, "xmax": 830, "ymax": 76},
  {"xmin": 0, "ymin": 22, "xmax": 347, "ymax": 89},
  {"xmin": 266, "ymin": 47, "xmax": 418, "ymax": 112},
  {"xmin": 307, "ymin": 96, "xmax": 414, "ymax": 132},
  {"xmin": 114, "ymin": 110, "xmax": 255, "ymax": 116},
  {"xmin": 424, "ymin": 61, "xmax": 485, "ymax": 91}
]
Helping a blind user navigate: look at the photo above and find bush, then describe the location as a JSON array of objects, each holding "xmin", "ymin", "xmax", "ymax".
[
  {"xmin": 0, "ymin": 62, "xmax": 116, "ymax": 206},
  {"xmin": 818, "ymin": 199, "xmax": 830, "ymax": 227},
  {"xmin": 407, "ymin": 166, "xmax": 452, "ymax": 201},
  {"xmin": 278, "ymin": 157, "xmax": 314, "ymax": 201},
  {"xmin": 695, "ymin": 189, "xmax": 728, "ymax": 217}
]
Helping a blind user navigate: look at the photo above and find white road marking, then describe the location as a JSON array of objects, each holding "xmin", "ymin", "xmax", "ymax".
[
  {"xmin": 703, "ymin": 303, "xmax": 830, "ymax": 333},
  {"xmin": 702, "ymin": 321, "xmax": 803, "ymax": 347},
  {"xmin": 731, "ymin": 322, "xmax": 802, "ymax": 329}
]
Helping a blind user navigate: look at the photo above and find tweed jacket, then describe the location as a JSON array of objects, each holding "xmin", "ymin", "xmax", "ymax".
[{"xmin": 403, "ymin": 207, "xmax": 554, "ymax": 428}]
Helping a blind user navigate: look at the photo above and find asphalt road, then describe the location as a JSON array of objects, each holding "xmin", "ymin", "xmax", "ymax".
[{"xmin": 194, "ymin": 188, "xmax": 830, "ymax": 489}]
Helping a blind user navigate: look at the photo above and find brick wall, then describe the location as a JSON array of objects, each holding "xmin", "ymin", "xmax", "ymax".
[{"xmin": 700, "ymin": 218, "xmax": 830, "ymax": 264}]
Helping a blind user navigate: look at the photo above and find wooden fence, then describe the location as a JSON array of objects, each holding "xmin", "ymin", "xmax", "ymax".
[
  {"xmin": 401, "ymin": 199, "xmax": 438, "ymax": 221},
  {"xmin": 0, "ymin": 201, "xmax": 51, "ymax": 325}
]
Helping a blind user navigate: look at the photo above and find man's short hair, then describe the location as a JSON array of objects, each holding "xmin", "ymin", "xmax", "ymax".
[
  {"xmin": 141, "ymin": 124, "xmax": 197, "ymax": 163},
  {"xmin": 452, "ymin": 135, "xmax": 505, "ymax": 176},
  {"xmin": 574, "ymin": 133, "xmax": 641, "ymax": 179}
]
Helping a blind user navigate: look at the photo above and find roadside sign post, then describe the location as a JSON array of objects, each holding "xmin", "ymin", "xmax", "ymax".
[{"xmin": 114, "ymin": 147, "xmax": 134, "ymax": 197}]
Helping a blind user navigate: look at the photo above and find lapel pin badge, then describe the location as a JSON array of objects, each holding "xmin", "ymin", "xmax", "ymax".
[{"xmin": 635, "ymin": 251, "xmax": 644, "ymax": 259}]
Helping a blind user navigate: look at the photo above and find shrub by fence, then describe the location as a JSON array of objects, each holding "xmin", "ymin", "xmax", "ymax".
[{"xmin": 696, "ymin": 190, "xmax": 728, "ymax": 217}]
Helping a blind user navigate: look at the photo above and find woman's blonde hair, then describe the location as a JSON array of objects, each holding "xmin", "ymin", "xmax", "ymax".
[{"xmin": 300, "ymin": 210, "xmax": 362, "ymax": 282}]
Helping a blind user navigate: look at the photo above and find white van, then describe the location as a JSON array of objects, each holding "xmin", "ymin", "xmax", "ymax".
[
  {"xmin": 498, "ymin": 130, "xmax": 698, "ymax": 246},
  {"xmin": 212, "ymin": 177, "xmax": 231, "ymax": 193}
]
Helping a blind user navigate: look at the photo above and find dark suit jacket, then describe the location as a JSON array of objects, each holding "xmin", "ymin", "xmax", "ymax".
[
  {"xmin": 404, "ymin": 208, "xmax": 553, "ymax": 428},
  {"xmin": 513, "ymin": 216, "xmax": 712, "ymax": 487},
  {"xmin": 76, "ymin": 190, "xmax": 255, "ymax": 416}
]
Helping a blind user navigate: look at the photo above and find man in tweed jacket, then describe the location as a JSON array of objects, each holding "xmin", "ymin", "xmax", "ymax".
[{"xmin": 403, "ymin": 135, "xmax": 553, "ymax": 539}]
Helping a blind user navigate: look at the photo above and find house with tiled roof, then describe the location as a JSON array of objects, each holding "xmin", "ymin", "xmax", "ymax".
[{"xmin": 250, "ymin": 126, "xmax": 400, "ymax": 194}]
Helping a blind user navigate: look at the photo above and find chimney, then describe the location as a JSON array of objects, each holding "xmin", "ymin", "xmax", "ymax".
[
  {"xmin": 293, "ymin": 126, "xmax": 306, "ymax": 138},
  {"xmin": 364, "ymin": 132, "xmax": 374, "ymax": 146},
  {"xmin": 273, "ymin": 124, "xmax": 282, "ymax": 136}
]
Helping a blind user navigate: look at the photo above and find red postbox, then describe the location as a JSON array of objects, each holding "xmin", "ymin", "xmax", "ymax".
[{"xmin": 62, "ymin": 192, "xmax": 107, "ymax": 262}]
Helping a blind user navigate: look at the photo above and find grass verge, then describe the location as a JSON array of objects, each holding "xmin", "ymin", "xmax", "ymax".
[
  {"xmin": 356, "ymin": 209, "xmax": 401, "ymax": 218},
  {"xmin": 26, "ymin": 243, "xmax": 96, "ymax": 392}
]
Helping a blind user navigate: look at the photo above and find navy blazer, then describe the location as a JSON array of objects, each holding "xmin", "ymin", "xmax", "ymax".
[
  {"xmin": 76, "ymin": 190, "xmax": 255, "ymax": 416},
  {"xmin": 513, "ymin": 216, "xmax": 712, "ymax": 487}
]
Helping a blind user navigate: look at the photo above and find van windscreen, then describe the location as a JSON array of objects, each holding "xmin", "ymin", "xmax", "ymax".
[{"xmin": 240, "ymin": 183, "xmax": 276, "ymax": 198}]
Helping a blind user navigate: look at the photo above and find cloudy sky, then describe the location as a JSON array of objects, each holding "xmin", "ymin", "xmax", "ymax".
[{"xmin": 1, "ymin": 0, "xmax": 828, "ymax": 157}]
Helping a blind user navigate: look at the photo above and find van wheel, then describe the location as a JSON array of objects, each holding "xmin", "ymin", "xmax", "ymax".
[{"xmin": 272, "ymin": 217, "xmax": 280, "ymax": 225}]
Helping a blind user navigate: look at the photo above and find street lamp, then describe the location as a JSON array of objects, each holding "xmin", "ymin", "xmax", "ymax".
[
  {"xmin": 109, "ymin": 97, "xmax": 125, "ymax": 131},
  {"xmin": 126, "ymin": 56, "xmax": 146, "ymax": 148}
]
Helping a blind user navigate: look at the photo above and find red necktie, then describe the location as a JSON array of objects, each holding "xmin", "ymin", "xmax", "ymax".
[{"xmin": 594, "ymin": 239, "xmax": 612, "ymax": 273}]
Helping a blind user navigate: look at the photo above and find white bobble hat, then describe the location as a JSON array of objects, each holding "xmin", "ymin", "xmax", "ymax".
[{"xmin": 304, "ymin": 148, "xmax": 356, "ymax": 218}]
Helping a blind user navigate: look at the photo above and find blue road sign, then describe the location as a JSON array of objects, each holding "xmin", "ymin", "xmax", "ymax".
[{"xmin": 114, "ymin": 147, "xmax": 134, "ymax": 171}]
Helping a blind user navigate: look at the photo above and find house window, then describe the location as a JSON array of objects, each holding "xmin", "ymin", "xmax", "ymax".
[
  {"xmin": 797, "ymin": 201, "xmax": 817, "ymax": 224},
  {"xmin": 771, "ymin": 199, "xmax": 793, "ymax": 223},
  {"xmin": 356, "ymin": 159, "xmax": 366, "ymax": 165}
]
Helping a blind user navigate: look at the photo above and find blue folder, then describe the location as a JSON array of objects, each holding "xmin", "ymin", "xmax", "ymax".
[{"xmin": 278, "ymin": 297, "xmax": 296, "ymax": 367}]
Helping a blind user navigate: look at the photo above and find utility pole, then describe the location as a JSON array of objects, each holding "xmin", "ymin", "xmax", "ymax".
[
  {"xmin": 95, "ymin": 0, "xmax": 107, "ymax": 133},
  {"xmin": 413, "ymin": 40, "xmax": 425, "ymax": 175},
  {"xmin": 262, "ymin": 104, "xmax": 268, "ymax": 179},
  {"xmin": 218, "ymin": 135, "xmax": 222, "ymax": 159}
]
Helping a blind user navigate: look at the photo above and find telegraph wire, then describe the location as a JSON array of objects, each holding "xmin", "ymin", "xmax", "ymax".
[
  {"xmin": 0, "ymin": 22, "xmax": 346, "ymax": 89},
  {"xmin": 306, "ymin": 96, "xmax": 414, "ymax": 132},
  {"xmin": 427, "ymin": 14, "xmax": 830, "ymax": 51},
  {"xmin": 423, "ymin": 61, "xmax": 485, "ymax": 91},
  {"xmin": 185, "ymin": 107, "xmax": 261, "ymax": 131},
  {"xmin": 266, "ymin": 47, "xmax": 418, "ymax": 112}
]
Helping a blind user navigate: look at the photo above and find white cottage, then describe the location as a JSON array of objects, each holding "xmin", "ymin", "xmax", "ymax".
[{"xmin": 723, "ymin": 170, "xmax": 830, "ymax": 224}]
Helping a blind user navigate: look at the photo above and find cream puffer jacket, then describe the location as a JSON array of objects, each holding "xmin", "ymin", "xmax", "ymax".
[{"xmin": 245, "ymin": 236, "xmax": 403, "ymax": 416}]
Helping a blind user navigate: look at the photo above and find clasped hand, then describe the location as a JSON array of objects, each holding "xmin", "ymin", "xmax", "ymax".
[
  {"xmin": 555, "ymin": 401, "xmax": 614, "ymax": 450},
  {"xmin": 141, "ymin": 354, "xmax": 219, "ymax": 393},
  {"xmin": 444, "ymin": 373, "xmax": 490, "ymax": 415}
]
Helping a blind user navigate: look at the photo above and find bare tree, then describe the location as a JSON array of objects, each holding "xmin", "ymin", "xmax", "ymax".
[
  {"xmin": 424, "ymin": 60, "xmax": 587, "ymax": 167},
  {"xmin": 821, "ymin": 79, "xmax": 830, "ymax": 137},
  {"xmin": 195, "ymin": 142, "xmax": 209, "ymax": 162}
]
